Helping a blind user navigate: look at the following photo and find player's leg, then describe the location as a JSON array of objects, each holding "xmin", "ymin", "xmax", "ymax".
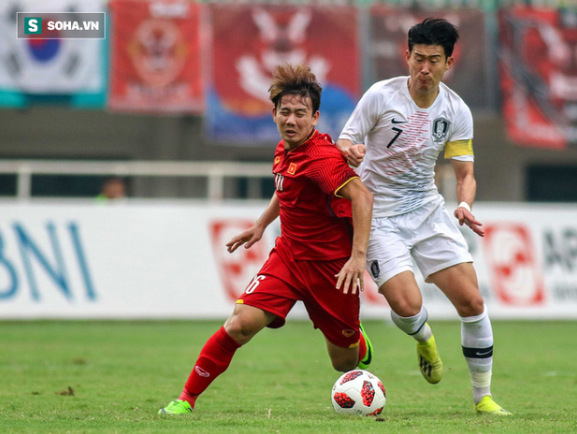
[
  {"xmin": 160, "ymin": 249, "xmax": 299, "ymax": 415},
  {"xmin": 379, "ymin": 271, "xmax": 442, "ymax": 384},
  {"xmin": 159, "ymin": 304, "xmax": 275, "ymax": 415},
  {"xmin": 224, "ymin": 303, "xmax": 277, "ymax": 344},
  {"xmin": 298, "ymin": 259, "xmax": 369, "ymax": 371},
  {"xmin": 325, "ymin": 339, "xmax": 359, "ymax": 372},
  {"xmin": 323, "ymin": 324, "xmax": 372, "ymax": 371},
  {"xmin": 412, "ymin": 201, "xmax": 509, "ymax": 414},
  {"xmin": 428, "ymin": 263, "xmax": 510, "ymax": 415},
  {"xmin": 367, "ymin": 214, "xmax": 442, "ymax": 383}
]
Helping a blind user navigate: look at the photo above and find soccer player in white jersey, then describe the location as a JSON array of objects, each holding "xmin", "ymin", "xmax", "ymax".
[{"xmin": 337, "ymin": 18, "xmax": 511, "ymax": 416}]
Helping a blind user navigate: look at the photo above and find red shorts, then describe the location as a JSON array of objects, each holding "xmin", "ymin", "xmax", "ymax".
[{"xmin": 237, "ymin": 243, "xmax": 360, "ymax": 348}]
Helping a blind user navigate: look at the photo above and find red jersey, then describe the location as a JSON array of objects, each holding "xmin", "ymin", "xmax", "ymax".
[{"xmin": 272, "ymin": 130, "xmax": 359, "ymax": 260}]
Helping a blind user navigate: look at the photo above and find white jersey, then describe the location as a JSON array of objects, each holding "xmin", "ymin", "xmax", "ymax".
[{"xmin": 340, "ymin": 76, "xmax": 474, "ymax": 217}]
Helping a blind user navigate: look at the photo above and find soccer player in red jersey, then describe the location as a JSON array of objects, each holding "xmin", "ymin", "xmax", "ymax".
[{"xmin": 159, "ymin": 64, "xmax": 374, "ymax": 415}]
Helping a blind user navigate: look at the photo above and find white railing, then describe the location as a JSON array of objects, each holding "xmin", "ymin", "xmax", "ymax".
[
  {"xmin": 0, "ymin": 159, "xmax": 458, "ymax": 202},
  {"xmin": 0, "ymin": 160, "xmax": 273, "ymax": 201}
]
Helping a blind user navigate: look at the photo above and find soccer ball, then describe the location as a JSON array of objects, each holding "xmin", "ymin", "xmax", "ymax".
[{"xmin": 331, "ymin": 369, "xmax": 386, "ymax": 417}]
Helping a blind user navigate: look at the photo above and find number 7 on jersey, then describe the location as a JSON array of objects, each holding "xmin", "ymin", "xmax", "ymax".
[{"xmin": 387, "ymin": 127, "xmax": 403, "ymax": 148}]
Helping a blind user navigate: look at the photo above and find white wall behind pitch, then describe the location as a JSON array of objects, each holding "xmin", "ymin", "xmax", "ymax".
[{"xmin": 0, "ymin": 201, "xmax": 576, "ymax": 320}]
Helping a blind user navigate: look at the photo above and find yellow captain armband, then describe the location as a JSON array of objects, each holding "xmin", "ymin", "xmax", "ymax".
[{"xmin": 444, "ymin": 139, "xmax": 473, "ymax": 159}]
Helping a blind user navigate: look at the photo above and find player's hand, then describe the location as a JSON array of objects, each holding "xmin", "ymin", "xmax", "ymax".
[
  {"xmin": 335, "ymin": 255, "xmax": 365, "ymax": 295},
  {"xmin": 454, "ymin": 207, "xmax": 485, "ymax": 237},
  {"xmin": 345, "ymin": 144, "xmax": 366, "ymax": 168},
  {"xmin": 226, "ymin": 226, "xmax": 265, "ymax": 253}
]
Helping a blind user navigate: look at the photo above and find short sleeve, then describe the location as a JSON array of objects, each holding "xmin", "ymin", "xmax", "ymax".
[
  {"xmin": 449, "ymin": 100, "xmax": 473, "ymax": 142},
  {"xmin": 339, "ymin": 84, "xmax": 383, "ymax": 145}
]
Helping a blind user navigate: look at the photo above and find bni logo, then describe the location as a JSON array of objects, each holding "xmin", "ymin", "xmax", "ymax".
[{"xmin": 24, "ymin": 17, "xmax": 42, "ymax": 34}]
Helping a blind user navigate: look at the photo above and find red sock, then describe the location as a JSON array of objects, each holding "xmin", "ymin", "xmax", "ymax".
[
  {"xmin": 179, "ymin": 326, "xmax": 241, "ymax": 407},
  {"xmin": 357, "ymin": 329, "xmax": 368, "ymax": 365}
]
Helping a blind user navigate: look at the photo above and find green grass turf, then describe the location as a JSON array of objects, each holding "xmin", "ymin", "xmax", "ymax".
[{"xmin": 1, "ymin": 320, "xmax": 576, "ymax": 433}]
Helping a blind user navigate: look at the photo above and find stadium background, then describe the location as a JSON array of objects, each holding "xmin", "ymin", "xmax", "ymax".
[{"xmin": 0, "ymin": 0, "xmax": 576, "ymax": 322}]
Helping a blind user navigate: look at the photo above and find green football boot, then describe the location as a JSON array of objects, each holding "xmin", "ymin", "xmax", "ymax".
[
  {"xmin": 158, "ymin": 399, "xmax": 193, "ymax": 415},
  {"xmin": 416, "ymin": 331, "xmax": 443, "ymax": 384},
  {"xmin": 475, "ymin": 396, "xmax": 512, "ymax": 416},
  {"xmin": 357, "ymin": 322, "xmax": 374, "ymax": 370}
]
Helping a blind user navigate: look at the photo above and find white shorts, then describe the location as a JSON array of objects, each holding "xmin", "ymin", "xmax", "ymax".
[{"xmin": 367, "ymin": 196, "xmax": 473, "ymax": 289}]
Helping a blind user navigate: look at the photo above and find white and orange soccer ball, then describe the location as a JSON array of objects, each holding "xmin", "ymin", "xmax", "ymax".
[{"xmin": 331, "ymin": 370, "xmax": 386, "ymax": 417}]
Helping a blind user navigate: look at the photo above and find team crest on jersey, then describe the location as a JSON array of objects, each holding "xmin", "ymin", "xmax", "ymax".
[
  {"xmin": 288, "ymin": 163, "xmax": 297, "ymax": 175},
  {"xmin": 432, "ymin": 118, "xmax": 450, "ymax": 143},
  {"xmin": 274, "ymin": 156, "xmax": 281, "ymax": 164}
]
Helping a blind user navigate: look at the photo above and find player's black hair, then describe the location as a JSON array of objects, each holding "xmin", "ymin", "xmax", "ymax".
[
  {"xmin": 408, "ymin": 18, "xmax": 459, "ymax": 59},
  {"xmin": 269, "ymin": 64, "xmax": 322, "ymax": 114}
]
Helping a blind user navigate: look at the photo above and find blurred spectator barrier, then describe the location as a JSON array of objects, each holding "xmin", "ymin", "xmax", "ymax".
[{"xmin": 0, "ymin": 160, "xmax": 272, "ymax": 201}]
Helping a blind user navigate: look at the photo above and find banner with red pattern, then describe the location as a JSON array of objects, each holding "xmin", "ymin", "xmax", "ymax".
[
  {"xmin": 369, "ymin": 7, "xmax": 489, "ymax": 109},
  {"xmin": 498, "ymin": 7, "xmax": 577, "ymax": 149},
  {"xmin": 206, "ymin": 4, "xmax": 360, "ymax": 143},
  {"xmin": 109, "ymin": 0, "xmax": 203, "ymax": 114}
]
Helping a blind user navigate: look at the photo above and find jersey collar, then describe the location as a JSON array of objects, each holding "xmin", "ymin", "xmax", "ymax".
[
  {"xmin": 284, "ymin": 129, "xmax": 317, "ymax": 154},
  {"xmin": 404, "ymin": 76, "xmax": 445, "ymax": 110}
]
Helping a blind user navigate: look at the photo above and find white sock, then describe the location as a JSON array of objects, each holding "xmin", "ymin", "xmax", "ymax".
[
  {"xmin": 460, "ymin": 305, "xmax": 493, "ymax": 404},
  {"xmin": 391, "ymin": 306, "xmax": 432, "ymax": 343}
]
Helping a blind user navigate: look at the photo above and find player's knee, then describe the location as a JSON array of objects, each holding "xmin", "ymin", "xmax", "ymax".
[
  {"xmin": 224, "ymin": 315, "xmax": 261, "ymax": 344},
  {"xmin": 332, "ymin": 357, "xmax": 357, "ymax": 373},
  {"xmin": 456, "ymin": 294, "xmax": 485, "ymax": 318},
  {"xmin": 390, "ymin": 298, "xmax": 421, "ymax": 317}
]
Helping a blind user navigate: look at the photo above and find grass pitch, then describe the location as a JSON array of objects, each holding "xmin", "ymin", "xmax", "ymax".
[{"xmin": 1, "ymin": 320, "xmax": 576, "ymax": 433}]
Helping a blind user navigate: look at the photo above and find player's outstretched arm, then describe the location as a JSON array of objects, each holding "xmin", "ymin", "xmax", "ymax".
[
  {"xmin": 226, "ymin": 193, "xmax": 280, "ymax": 253},
  {"xmin": 334, "ymin": 178, "xmax": 373, "ymax": 294},
  {"xmin": 336, "ymin": 139, "xmax": 366, "ymax": 168},
  {"xmin": 451, "ymin": 160, "xmax": 485, "ymax": 237}
]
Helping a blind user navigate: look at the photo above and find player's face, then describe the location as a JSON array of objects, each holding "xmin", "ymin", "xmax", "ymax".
[
  {"xmin": 406, "ymin": 44, "xmax": 453, "ymax": 96},
  {"xmin": 273, "ymin": 94, "xmax": 319, "ymax": 149}
]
